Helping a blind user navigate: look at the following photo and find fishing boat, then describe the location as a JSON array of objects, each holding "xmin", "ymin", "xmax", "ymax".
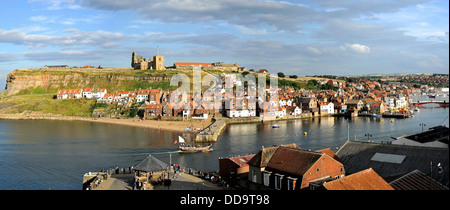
[
  {"xmin": 272, "ymin": 124, "xmax": 280, "ymax": 128},
  {"xmin": 176, "ymin": 136, "xmax": 212, "ymax": 153},
  {"xmin": 428, "ymin": 94, "xmax": 436, "ymax": 98}
]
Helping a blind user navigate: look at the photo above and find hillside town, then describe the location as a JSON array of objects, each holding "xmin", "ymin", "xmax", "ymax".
[{"xmin": 55, "ymin": 71, "xmax": 440, "ymax": 121}]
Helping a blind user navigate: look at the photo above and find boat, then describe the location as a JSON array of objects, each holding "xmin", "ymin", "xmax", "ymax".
[
  {"xmin": 272, "ymin": 124, "xmax": 280, "ymax": 128},
  {"xmin": 414, "ymin": 107, "xmax": 420, "ymax": 112},
  {"xmin": 429, "ymin": 94, "xmax": 436, "ymax": 98},
  {"xmin": 179, "ymin": 144, "xmax": 212, "ymax": 152},
  {"xmin": 176, "ymin": 136, "xmax": 212, "ymax": 153}
]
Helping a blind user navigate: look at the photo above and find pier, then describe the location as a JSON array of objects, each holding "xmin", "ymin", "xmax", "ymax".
[{"xmin": 195, "ymin": 118, "xmax": 227, "ymax": 142}]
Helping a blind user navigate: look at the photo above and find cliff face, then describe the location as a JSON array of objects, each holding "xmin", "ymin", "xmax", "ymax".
[{"xmin": 4, "ymin": 69, "xmax": 172, "ymax": 96}]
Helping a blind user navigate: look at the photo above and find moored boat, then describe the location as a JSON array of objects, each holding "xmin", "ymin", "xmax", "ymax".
[{"xmin": 272, "ymin": 124, "xmax": 280, "ymax": 128}]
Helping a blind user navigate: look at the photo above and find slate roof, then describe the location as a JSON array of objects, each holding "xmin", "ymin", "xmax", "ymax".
[
  {"xmin": 323, "ymin": 168, "xmax": 394, "ymax": 190},
  {"xmin": 133, "ymin": 155, "xmax": 168, "ymax": 172},
  {"xmin": 336, "ymin": 141, "xmax": 449, "ymax": 187}
]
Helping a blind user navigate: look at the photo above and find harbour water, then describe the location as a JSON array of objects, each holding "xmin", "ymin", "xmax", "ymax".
[{"xmin": 0, "ymin": 96, "xmax": 448, "ymax": 190}]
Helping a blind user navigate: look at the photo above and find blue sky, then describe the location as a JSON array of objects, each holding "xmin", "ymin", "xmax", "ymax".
[{"xmin": 0, "ymin": 0, "xmax": 448, "ymax": 89}]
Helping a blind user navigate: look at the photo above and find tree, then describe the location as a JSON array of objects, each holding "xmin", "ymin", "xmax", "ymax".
[
  {"xmin": 277, "ymin": 72, "xmax": 285, "ymax": 78},
  {"xmin": 307, "ymin": 79, "xmax": 318, "ymax": 86},
  {"xmin": 289, "ymin": 75, "xmax": 298, "ymax": 79}
]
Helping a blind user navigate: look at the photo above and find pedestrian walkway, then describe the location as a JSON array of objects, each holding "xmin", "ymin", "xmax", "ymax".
[
  {"xmin": 92, "ymin": 174, "xmax": 134, "ymax": 190},
  {"xmin": 94, "ymin": 172, "xmax": 226, "ymax": 190},
  {"xmin": 151, "ymin": 172, "xmax": 225, "ymax": 190}
]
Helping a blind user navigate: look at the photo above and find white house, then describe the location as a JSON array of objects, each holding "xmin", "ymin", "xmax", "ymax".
[
  {"xmin": 384, "ymin": 97, "xmax": 395, "ymax": 109},
  {"xmin": 319, "ymin": 102, "xmax": 334, "ymax": 115},
  {"xmin": 92, "ymin": 89, "xmax": 107, "ymax": 99},
  {"xmin": 276, "ymin": 106, "xmax": 286, "ymax": 118},
  {"xmin": 326, "ymin": 102, "xmax": 334, "ymax": 114},
  {"xmin": 83, "ymin": 88, "xmax": 94, "ymax": 99},
  {"xmin": 227, "ymin": 110, "xmax": 240, "ymax": 118},
  {"xmin": 136, "ymin": 90, "xmax": 150, "ymax": 103},
  {"xmin": 70, "ymin": 89, "xmax": 83, "ymax": 99},
  {"xmin": 287, "ymin": 106, "xmax": 302, "ymax": 117}
]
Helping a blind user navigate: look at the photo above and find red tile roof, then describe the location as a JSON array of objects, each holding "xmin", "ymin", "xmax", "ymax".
[
  {"xmin": 228, "ymin": 154, "xmax": 256, "ymax": 167},
  {"xmin": 323, "ymin": 168, "xmax": 394, "ymax": 190},
  {"xmin": 315, "ymin": 148, "xmax": 342, "ymax": 164},
  {"xmin": 247, "ymin": 143, "xmax": 300, "ymax": 168},
  {"xmin": 266, "ymin": 147, "xmax": 322, "ymax": 176}
]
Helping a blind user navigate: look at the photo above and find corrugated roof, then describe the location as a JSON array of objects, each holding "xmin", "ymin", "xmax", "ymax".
[
  {"xmin": 323, "ymin": 168, "xmax": 394, "ymax": 190},
  {"xmin": 389, "ymin": 170, "xmax": 449, "ymax": 190},
  {"xmin": 336, "ymin": 141, "xmax": 449, "ymax": 187}
]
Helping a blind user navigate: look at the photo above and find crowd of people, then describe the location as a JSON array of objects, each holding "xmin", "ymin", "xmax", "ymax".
[{"xmin": 198, "ymin": 171, "xmax": 230, "ymax": 188}]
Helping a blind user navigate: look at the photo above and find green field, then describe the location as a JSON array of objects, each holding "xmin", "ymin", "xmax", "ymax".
[{"xmin": 0, "ymin": 94, "xmax": 96, "ymax": 117}]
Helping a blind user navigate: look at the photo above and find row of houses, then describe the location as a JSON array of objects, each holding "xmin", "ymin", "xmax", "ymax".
[
  {"xmin": 218, "ymin": 138, "xmax": 448, "ymax": 190},
  {"xmin": 57, "ymin": 88, "xmax": 107, "ymax": 99},
  {"xmin": 56, "ymin": 75, "xmax": 415, "ymax": 118}
]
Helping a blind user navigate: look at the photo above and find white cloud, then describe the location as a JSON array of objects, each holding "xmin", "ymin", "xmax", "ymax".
[
  {"xmin": 0, "ymin": 28, "xmax": 130, "ymax": 49},
  {"xmin": 342, "ymin": 43, "xmax": 371, "ymax": 54},
  {"xmin": 61, "ymin": 21, "xmax": 75, "ymax": 25},
  {"xmin": 30, "ymin": 15, "xmax": 54, "ymax": 22},
  {"xmin": 306, "ymin": 46, "xmax": 322, "ymax": 55},
  {"xmin": 235, "ymin": 26, "xmax": 267, "ymax": 35},
  {"xmin": 28, "ymin": 0, "xmax": 81, "ymax": 10}
]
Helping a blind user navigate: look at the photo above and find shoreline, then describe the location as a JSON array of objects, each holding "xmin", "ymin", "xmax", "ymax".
[
  {"xmin": 0, "ymin": 112, "xmax": 211, "ymax": 133},
  {"xmin": 0, "ymin": 111, "xmax": 334, "ymax": 138}
]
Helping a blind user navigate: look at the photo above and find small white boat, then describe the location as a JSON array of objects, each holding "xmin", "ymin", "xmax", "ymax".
[{"xmin": 272, "ymin": 124, "xmax": 280, "ymax": 128}]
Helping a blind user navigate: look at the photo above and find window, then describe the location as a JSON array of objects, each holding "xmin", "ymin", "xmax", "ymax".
[
  {"xmin": 263, "ymin": 171, "xmax": 271, "ymax": 187},
  {"xmin": 274, "ymin": 174, "xmax": 284, "ymax": 190},
  {"xmin": 287, "ymin": 177, "xmax": 297, "ymax": 190}
]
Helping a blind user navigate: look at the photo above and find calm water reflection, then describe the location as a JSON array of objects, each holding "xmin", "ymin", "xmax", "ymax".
[{"xmin": 0, "ymin": 96, "xmax": 448, "ymax": 189}]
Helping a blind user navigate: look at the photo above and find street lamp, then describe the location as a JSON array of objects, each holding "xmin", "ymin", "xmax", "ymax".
[
  {"xmin": 365, "ymin": 133, "xmax": 372, "ymax": 142},
  {"xmin": 419, "ymin": 123, "xmax": 427, "ymax": 132},
  {"xmin": 431, "ymin": 161, "xmax": 443, "ymax": 181}
]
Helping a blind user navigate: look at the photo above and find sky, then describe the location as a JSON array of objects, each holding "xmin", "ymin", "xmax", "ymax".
[{"xmin": 0, "ymin": 0, "xmax": 448, "ymax": 89}]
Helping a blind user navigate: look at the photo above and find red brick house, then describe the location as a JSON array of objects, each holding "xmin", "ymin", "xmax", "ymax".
[
  {"xmin": 262, "ymin": 146, "xmax": 345, "ymax": 190},
  {"xmin": 162, "ymin": 102, "xmax": 173, "ymax": 117},
  {"xmin": 145, "ymin": 104, "xmax": 162, "ymax": 118},
  {"xmin": 219, "ymin": 154, "xmax": 255, "ymax": 179},
  {"xmin": 248, "ymin": 143, "xmax": 300, "ymax": 185}
]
